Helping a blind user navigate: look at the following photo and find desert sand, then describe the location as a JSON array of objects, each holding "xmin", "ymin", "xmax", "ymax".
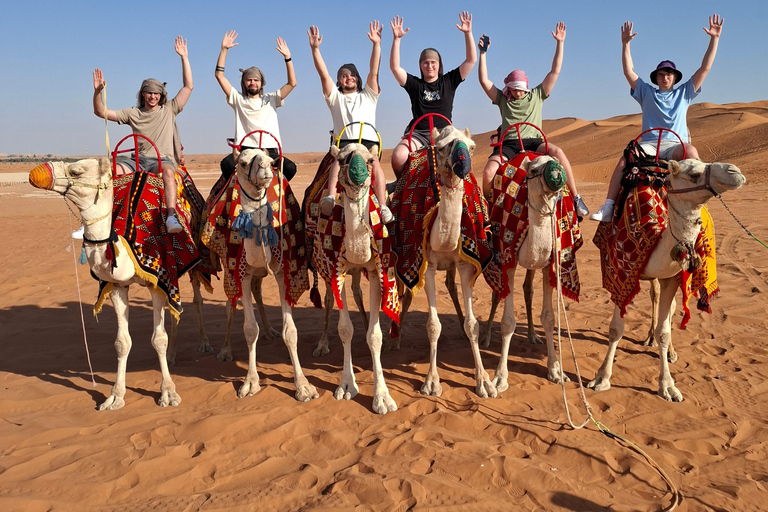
[{"xmin": 1, "ymin": 101, "xmax": 767, "ymax": 511}]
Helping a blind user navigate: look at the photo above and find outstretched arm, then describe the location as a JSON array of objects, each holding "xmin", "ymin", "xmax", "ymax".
[
  {"xmin": 308, "ymin": 26, "xmax": 334, "ymax": 97},
  {"xmin": 621, "ymin": 21, "xmax": 639, "ymax": 90},
  {"xmin": 92, "ymin": 68, "xmax": 117, "ymax": 121},
  {"xmin": 389, "ymin": 16, "xmax": 409, "ymax": 86},
  {"xmin": 456, "ymin": 11, "xmax": 476, "ymax": 79},
  {"xmin": 541, "ymin": 22, "xmax": 565, "ymax": 96},
  {"xmin": 174, "ymin": 36, "xmax": 193, "ymax": 109},
  {"xmin": 477, "ymin": 34, "xmax": 498, "ymax": 101},
  {"xmin": 692, "ymin": 14, "xmax": 724, "ymax": 92},
  {"xmin": 276, "ymin": 37, "xmax": 296, "ymax": 100},
  {"xmin": 367, "ymin": 20, "xmax": 382, "ymax": 94},
  {"xmin": 215, "ymin": 30, "xmax": 237, "ymax": 97}
]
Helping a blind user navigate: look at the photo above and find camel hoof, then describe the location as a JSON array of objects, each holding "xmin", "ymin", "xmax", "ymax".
[
  {"xmin": 420, "ymin": 378, "xmax": 442, "ymax": 397},
  {"xmin": 98, "ymin": 395, "xmax": 125, "ymax": 411},
  {"xmin": 477, "ymin": 378, "xmax": 498, "ymax": 399},
  {"xmin": 642, "ymin": 336, "xmax": 657, "ymax": 348},
  {"xmin": 383, "ymin": 338, "xmax": 400, "ymax": 352},
  {"xmin": 217, "ymin": 349, "xmax": 233, "ymax": 363},
  {"xmin": 587, "ymin": 377, "xmax": 611, "ymax": 392},
  {"xmin": 265, "ymin": 327, "xmax": 281, "ymax": 340},
  {"xmin": 491, "ymin": 375, "xmax": 509, "ymax": 393},
  {"xmin": 238, "ymin": 378, "xmax": 260, "ymax": 398},
  {"xmin": 372, "ymin": 391, "xmax": 398, "ymax": 415},
  {"xmin": 334, "ymin": 382, "xmax": 359, "ymax": 401},
  {"xmin": 528, "ymin": 332, "xmax": 543, "ymax": 345},
  {"xmin": 295, "ymin": 380, "xmax": 319, "ymax": 402},
  {"xmin": 313, "ymin": 343, "xmax": 330, "ymax": 358},
  {"xmin": 198, "ymin": 341, "xmax": 214, "ymax": 353},
  {"xmin": 660, "ymin": 385, "xmax": 683, "ymax": 402},
  {"xmin": 158, "ymin": 390, "xmax": 181, "ymax": 407},
  {"xmin": 668, "ymin": 351, "xmax": 679, "ymax": 364}
]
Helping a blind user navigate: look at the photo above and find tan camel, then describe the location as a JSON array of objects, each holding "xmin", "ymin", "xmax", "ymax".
[
  {"xmin": 29, "ymin": 158, "xmax": 181, "ymax": 410},
  {"xmin": 231, "ymin": 148, "xmax": 318, "ymax": 401},
  {"xmin": 588, "ymin": 159, "xmax": 745, "ymax": 401},
  {"xmin": 312, "ymin": 143, "xmax": 398, "ymax": 414}
]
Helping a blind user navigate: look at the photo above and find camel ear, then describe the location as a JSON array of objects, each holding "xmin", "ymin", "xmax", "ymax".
[
  {"xmin": 233, "ymin": 148, "xmax": 240, "ymax": 162},
  {"xmin": 371, "ymin": 145, "xmax": 379, "ymax": 158},
  {"xmin": 464, "ymin": 127, "xmax": 472, "ymax": 138},
  {"xmin": 431, "ymin": 127, "xmax": 440, "ymax": 142},
  {"xmin": 668, "ymin": 159, "xmax": 681, "ymax": 176},
  {"xmin": 99, "ymin": 157, "xmax": 111, "ymax": 176},
  {"xmin": 519, "ymin": 156, "xmax": 531, "ymax": 171}
]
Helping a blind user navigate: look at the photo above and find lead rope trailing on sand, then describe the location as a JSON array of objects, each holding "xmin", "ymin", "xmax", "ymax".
[
  {"xmin": 716, "ymin": 195, "xmax": 768, "ymax": 250},
  {"xmin": 550, "ymin": 195, "xmax": 681, "ymax": 512}
]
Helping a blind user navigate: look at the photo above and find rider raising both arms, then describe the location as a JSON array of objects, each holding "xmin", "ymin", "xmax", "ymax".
[
  {"xmin": 477, "ymin": 22, "xmax": 589, "ymax": 217},
  {"xmin": 215, "ymin": 31, "xmax": 298, "ymax": 181},
  {"xmin": 91, "ymin": 36, "xmax": 193, "ymax": 235},
  {"xmin": 389, "ymin": 11, "xmax": 477, "ymax": 178},
  {"xmin": 590, "ymin": 14, "xmax": 724, "ymax": 222}
]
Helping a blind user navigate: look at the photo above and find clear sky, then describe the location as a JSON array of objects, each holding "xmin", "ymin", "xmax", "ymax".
[{"xmin": 1, "ymin": 0, "xmax": 765, "ymax": 156}]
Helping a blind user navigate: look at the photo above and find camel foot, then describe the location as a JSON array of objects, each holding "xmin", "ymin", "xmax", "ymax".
[
  {"xmin": 372, "ymin": 390, "xmax": 398, "ymax": 415},
  {"xmin": 158, "ymin": 389, "xmax": 181, "ymax": 407},
  {"xmin": 264, "ymin": 327, "xmax": 281, "ymax": 340},
  {"xmin": 295, "ymin": 377, "xmax": 319, "ymax": 402},
  {"xmin": 238, "ymin": 376, "xmax": 261, "ymax": 398},
  {"xmin": 313, "ymin": 340, "xmax": 330, "ymax": 358},
  {"xmin": 476, "ymin": 373, "xmax": 498, "ymax": 399},
  {"xmin": 527, "ymin": 331, "xmax": 543, "ymax": 345},
  {"xmin": 217, "ymin": 348, "xmax": 233, "ymax": 363},
  {"xmin": 659, "ymin": 383, "xmax": 683, "ymax": 402},
  {"xmin": 383, "ymin": 337, "xmax": 400, "ymax": 352},
  {"xmin": 167, "ymin": 353, "xmax": 177, "ymax": 366},
  {"xmin": 668, "ymin": 350, "xmax": 678, "ymax": 364},
  {"xmin": 586, "ymin": 376, "xmax": 611, "ymax": 392},
  {"xmin": 547, "ymin": 364, "xmax": 570, "ymax": 385},
  {"xmin": 491, "ymin": 374, "xmax": 509, "ymax": 393},
  {"xmin": 98, "ymin": 395, "xmax": 125, "ymax": 411},
  {"xmin": 420, "ymin": 377, "xmax": 442, "ymax": 397},
  {"xmin": 334, "ymin": 376, "xmax": 358, "ymax": 401},
  {"xmin": 198, "ymin": 339, "xmax": 214, "ymax": 353}
]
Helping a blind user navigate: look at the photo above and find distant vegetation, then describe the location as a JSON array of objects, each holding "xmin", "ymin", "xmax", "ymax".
[{"xmin": 1, "ymin": 154, "xmax": 82, "ymax": 163}]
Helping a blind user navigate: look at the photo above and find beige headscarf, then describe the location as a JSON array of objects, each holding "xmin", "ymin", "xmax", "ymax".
[
  {"xmin": 138, "ymin": 78, "xmax": 168, "ymax": 108},
  {"xmin": 240, "ymin": 67, "xmax": 266, "ymax": 96}
]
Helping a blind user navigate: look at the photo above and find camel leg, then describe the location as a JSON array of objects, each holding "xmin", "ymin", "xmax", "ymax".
[
  {"xmin": 481, "ymin": 292, "xmax": 499, "ymax": 348},
  {"xmin": 334, "ymin": 283, "xmax": 359, "ymax": 401},
  {"xmin": 385, "ymin": 288, "xmax": 411, "ymax": 351},
  {"xmin": 642, "ymin": 278, "xmax": 660, "ymax": 347},
  {"xmin": 313, "ymin": 285, "xmax": 334, "ymax": 358},
  {"xmin": 253, "ymin": 276, "xmax": 280, "ymax": 340},
  {"xmin": 524, "ymin": 269, "xmax": 543, "ymax": 344},
  {"xmin": 656, "ymin": 278, "xmax": 682, "ymax": 402},
  {"xmin": 351, "ymin": 270, "xmax": 369, "ymax": 331},
  {"xmin": 168, "ymin": 315, "xmax": 179, "ymax": 366},
  {"xmin": 459, "ymin": 264, "xmax": 496, "ymax": 398},
  {"xmin": 98, "ymin": 286, "xmax": 132, "ymax": 410},
  {"xmin": 217, "ymin": 303, "xmax": 236, "ymax": 362},
  {"xmin": 150, "ymin": 289, "xmax": 181, "ymax": 407},
  {"xmin": 493, "ymin": 269, "xmax": 516, "ymax": 393},
  {"xmin": 192, "ymin": 278, "xmax": 213, "ymax": 354},
  {"xmin": 366, "ymin": 275, "xmax": 397, "ymax": 414},
  {"xmin": 541, "ymin": 272, "xmax": 569, "ymax": 384},
  {"xmin": 445, "ymin": 267, "xmax": 466, "ymax": 339},
  {"xmin": 587, "ymin": 306, "xmax": 625, "ymax": 392},
  {"xmin": 668, "ymin": 297, "xmax": 678, "ymax": 363},
  {"xmin": 421, "ymin": 265, "xmax": 443, "ymax": 396},
  {"xmin": 238, "ymin": 273, "xmax": 262, "ymax": 397},
  {"xmin": 276, "ymin": 275, "xmax": 318, "ymax": 402}
]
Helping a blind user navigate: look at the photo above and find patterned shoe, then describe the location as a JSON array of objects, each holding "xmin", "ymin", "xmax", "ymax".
[
  {"xmin": 166, "ymin": 214, "xmax": 183, "ymax": 234},
  {"xmin": 574, "ymin": 194, "xmax": 590, "ymax": 217}
]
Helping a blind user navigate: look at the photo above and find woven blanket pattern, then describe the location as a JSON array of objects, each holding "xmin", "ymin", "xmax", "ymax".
[
  {"xmin": 482, "ymin": 153, "xmax": 583, "ymax": 301},
  {"xmin": 678, "ymin": 205, "xmax": 718, "ymax": 328},
  {"xmin": 390, "ymin": 147, "xmax": 492, "ymax": 294},
  {"xmin": 178, "ymin": 165, "xmax": 218, "ymax": 292}
]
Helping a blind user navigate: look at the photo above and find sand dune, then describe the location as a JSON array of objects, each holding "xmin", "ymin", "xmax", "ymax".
[{"xmin": 1, "ymin": 101, "xmax": 767, "ymax": 511}]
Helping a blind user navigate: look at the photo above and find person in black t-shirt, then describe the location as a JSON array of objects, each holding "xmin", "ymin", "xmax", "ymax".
[{"xmin": 389, "ymin": 12, "xmax": 476, "ymax": 178}]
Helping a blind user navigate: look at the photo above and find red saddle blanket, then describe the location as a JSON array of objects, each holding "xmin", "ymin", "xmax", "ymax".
[
  {"xmin": 179, "ymin": 165, "xmax": 218, "ymax": 292},
  {"xmin": 200, "ymin": 167, "xmax": 309, "ymax": 308},
  {"xmin": 390, "ymin": 146, "xmax": 492, "ymax": 293},
  {"xmin": 95, "ymin": 170, "xmax": 200, "ymax": 318},
  {"xmin": 303, "ymin": 152, "xmax": 400, "ymax": 322},
  {"xmin": 482, "ymin": 154, "xmax": 583, "ymax": 301},
  {"xmin": 594, "ymin": 181, "xmax": 717, "ymax": 326}
]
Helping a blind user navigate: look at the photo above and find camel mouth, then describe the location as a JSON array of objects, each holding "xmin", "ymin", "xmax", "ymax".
[
  {"xmin": 346, "ymin": 154, "xmax": 369, "ymax": 187},
  {"xmin": 29, "ymin": 163, "xmax": 54, "ymax": 190},
  {"xmin": 451, "ymin": 142, "xmax": 471, "ymax": 179},
  {"xmin": 542, "ymin": 160, "xmax": 566, "ymax": 191}
]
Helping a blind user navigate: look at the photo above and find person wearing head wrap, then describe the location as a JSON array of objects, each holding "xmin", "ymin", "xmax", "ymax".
[
  {"xmin": 307, "ymin": 21, "xmax": 393, "ymax": 223},
  {"xmin": 91, "ymin": 35, "xmax": 194, "ymax": 235},
  {"xmin": 477, "ymin": 23, "xmax": 589, "ymax": 218},
  {"xmin": 389, "ymin": 12, "xmax": 477, "ymax": 178},
  {"xmin": 214, "ymin": 31, "xmax": 298, "ymax": 181},
  {"xmin": 591, "ymin": 14, "xmax": 724, "ymax": 222}
]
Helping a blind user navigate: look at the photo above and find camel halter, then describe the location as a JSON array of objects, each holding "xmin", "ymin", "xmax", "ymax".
[
  {"xmin": 525, "ymin": 160, "xmax": 565, "ymax": 216},
  {"xmin": 339, "ymin": 151, "xmax": 373, "ymax": 231},
  {"xmin": 666, "ymin": 164, "xmax": 718, "ymax": 197},
  {"xmin": 438, "ymin": 138, "xmax": 470, "ymax": 191}
]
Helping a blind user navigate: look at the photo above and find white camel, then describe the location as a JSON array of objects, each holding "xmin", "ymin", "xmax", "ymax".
[
  {"xmin": 231, "ymin": 148, "xmax": 318, "ymax": 402},
  {"xmin": 312, "ymin": 142, "xmax": 398, "ymax": 414},
  {"xmin": 29, "ymin": 158, "xmax": 181, "ymax": 410},
  {"xmin": 588, "ymin": 159, "xmax": 745, "ymax": 401}
]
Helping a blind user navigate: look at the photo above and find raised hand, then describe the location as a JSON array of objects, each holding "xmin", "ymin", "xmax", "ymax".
[
  {"xmin": 478, "ymin": 34, "xmax": 491, "ymax": 53},
  {"xmin": 552, "ymin": 21, "xmax": 566, "ymax": 42},
  {"xmin": 368, "ymin": 20, "xmax": 382, "ymax": 44},
  {"xmin": 456, "ymin": 11, "xmax": 472, "ymax": 33},
  {"xmin": 621, "ymin": 21, "xmax": 637, "ymax": 44},
  {"xmin": 390, "ymin": 16, "xmax": 410, "ymax": 39},
  {"xmin": 175, "ymin": 35, "xmax": 188, "ymax": 57},
  {"xmin": 276, "ymin": 37, "xmax": 291, "ymax": 59},
  {"xmin": 222, "ymin": 30, "xmax": 238, "ymax": 50},
  {"xmin": 93, "ymin": 68, "xmax": 105, "ymax": 91},
  {"xmin": 704, "ymin": 13, "xmax": 724, "ymax": 37},
  {"xmin": 307, "ymin": 26, "xmax": 322, "ymax": 49}
]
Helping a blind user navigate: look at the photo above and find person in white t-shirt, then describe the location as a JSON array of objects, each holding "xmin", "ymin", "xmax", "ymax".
[
  {"xmin": 215, "ymin": 31, "xmax": 297, "ymax": 181},
  {"xmin": 308, "ymin": 22, "xmax": 392, "ymax": 223}
]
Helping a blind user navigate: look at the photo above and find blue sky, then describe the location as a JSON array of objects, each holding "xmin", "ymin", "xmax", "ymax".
[{"xmin": 1, "ymin": 0, "xmax": 765, "ymax": 156}]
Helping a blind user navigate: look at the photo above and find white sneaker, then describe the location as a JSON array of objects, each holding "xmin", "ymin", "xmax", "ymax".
[
  {"xmin": 166, "ymin": 214, "xmax": 183, "ymax": 234},
  {"xmin": 589, "ymin": 204, "xmax": 614, "ymax": 222},
  {"xmin": 71, "ymin": 225, "xmax": 85, "ymax": 239},
  {"xmin": 320, "ymin": 195, "xmax": 335, "ymax": 216},
  {"xmin": 380, "ymin": 204, "xmax": 394, "ymax": 224}
]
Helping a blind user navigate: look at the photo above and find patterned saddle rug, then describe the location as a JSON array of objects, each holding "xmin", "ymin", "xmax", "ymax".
[
  {"xmin": 199, "ymin": 166, "xmax": 309, "ymax": 308},
  {"xmin": 390, "ymin": 146, "xmax": 492, "ymax": 294},
  {"xmin": 593, "ymin": 161, "xmax": 718, "ymax": 326},
  {"xmin": 482, "ymin": 153, "xmax": 583, "ymax": 301},
  {"xmin": 94, "ymin": 170, "xmax": 201, "ymax": 319},
  {"xmin": 179, "ymin": 165, "xmax": 218, "ymax": 292},
  {"xmin": 303, "ymin": 152, "xmax": 400, "ymax": 322}
]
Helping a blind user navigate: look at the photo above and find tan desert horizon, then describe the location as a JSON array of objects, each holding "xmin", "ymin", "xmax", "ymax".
[{"xmin": 1, "ymin": 100, "xmax": 767, "ymax": 511}]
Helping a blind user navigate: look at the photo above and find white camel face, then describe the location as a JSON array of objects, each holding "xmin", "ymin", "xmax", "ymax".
[
  {"xmin": 332, "ymin": 143, "xmax": 374, "ymax": 194},
  {"xmin": 522, "ymin": 155, "xmax": 564, "ymax": 204},
  {"xmin": 432, "ymin": 126, "xmax": 475, "ymax": 184},
  {"xmin": 235, "ymin": 148, "xmax": 274, "ymax": 190},
  {"xmin": 669, "ymin": 159, "xmax": 746, "ymax": 199}
]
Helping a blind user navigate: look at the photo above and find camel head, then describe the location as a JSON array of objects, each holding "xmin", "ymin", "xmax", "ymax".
[
  {"xmin": 331, "ymin": 143, "xmax": 375, "ymax": 198},
  {"xmin": 521, "ymin": 155, "xmax": 566, "ymax": 211},
  {"xmin": 234, "ymin": 148, "xmax": 275, "ymax": 200},
  {"xmin": 667, "ymin": 159, "xmax": 746, "ymax": 204},
  {"xmin": 432, "ymin": 126, "xmax": 475, "ymax": 186},
  {"xmin": 29, "ymin": 157, "xmax": 112, "ymax": 211}
]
